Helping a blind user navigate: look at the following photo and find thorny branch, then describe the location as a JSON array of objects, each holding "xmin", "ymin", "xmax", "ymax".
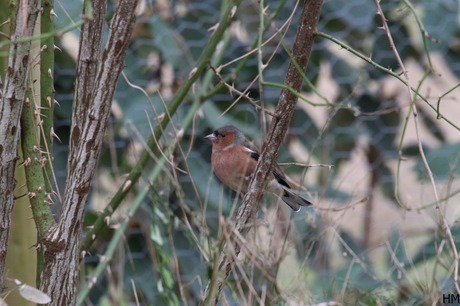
[{"xmin": 0, "ymin": 0, "xmax": 41, "ymax": 291}]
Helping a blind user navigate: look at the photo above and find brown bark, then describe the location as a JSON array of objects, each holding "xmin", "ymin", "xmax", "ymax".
[
  {"xmin": 39, "ymin": 0, "xmax": 138, "ymax": 304},
  {"xmin": 0, "ymin": 0, "xmax": 41, "ymax": 291},
  {"xmin": 201, "ymin": 0, "xmax": 324, "ymax": 304}
]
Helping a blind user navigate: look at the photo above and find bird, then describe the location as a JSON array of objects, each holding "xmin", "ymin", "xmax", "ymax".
[{"xmin": 205, "ymin": 125, "xmax": 312, "ymax": 211}]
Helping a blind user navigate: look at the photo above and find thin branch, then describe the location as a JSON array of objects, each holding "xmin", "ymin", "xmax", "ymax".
[
  {"xmin": 210, "ymin": 65, "xmax": 279, "ymax": 118},
  {"xmin": 200, "ymin": 0, "xmax": 324, "ymax": 304},
  {"xmin": 374, "ymin": 0, "xmax": 460, "ymax": 295}
]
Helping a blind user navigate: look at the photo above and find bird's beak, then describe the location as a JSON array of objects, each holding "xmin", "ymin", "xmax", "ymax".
[{"xmin": 205, "ymin": 133, "xmax": 217, "ymax": 142}]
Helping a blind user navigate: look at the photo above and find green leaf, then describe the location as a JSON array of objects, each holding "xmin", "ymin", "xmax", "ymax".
[
  {"xmin": 330, "ymin": 54, "xmax": 359, "ymax": 98},
  {"xmin": 357, "ymin": 93, "xmax": 400, "ymax": 151},
  {"xmin": 150, "ymin": 17, "xmax": 183, "ymax": 69},
  {"xmin": 292, "ymin": 107, "xmax": 319, "ymax": 150},
  {"xmin": 339, "ymin": 229, "xmax": 364, "ymax": 257},
  {"xmin": 417, "ymin": 104, "xmax": 446, "ymax": 142},
  {"xmin": 150, "ymin": 224, "xmax": 164, "ymax": 246},
  {"xmin": 413, "ymin": 142, "xmax": 460, "ymax": 181},
  {"xmin": 326, "ymin": 108, "xmax": 360, "ymax": 171},
  {"xmin": 412, "ymin": 225, "xmax": 460, "ymax": 266},
  {"xmin": 322, "ymin": 0, "xmax": 375, "ymax": 35},
  {"xmin": 368, "ymin": 21, "xmax": 418, "ymax": 79},
  {"xmin": 401, "ymin": 143, "xmax": 424, "ymax": 157},
  {"xmin": 421, "ymin": 0, "xmax": 459, "ymax": 51},
  {"xmin": 377, "ymin": 163, "xmax": 396, "ymax": 200}
]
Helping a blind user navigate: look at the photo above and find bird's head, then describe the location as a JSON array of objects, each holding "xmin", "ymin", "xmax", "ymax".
[{"xmin": 205, "ymin": 125, "xmax": 245, "ymax": 151}]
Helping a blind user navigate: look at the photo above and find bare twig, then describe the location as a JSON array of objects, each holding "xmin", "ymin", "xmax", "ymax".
[
  {"xmin": 374, "ymin": 0, "xmax": 460, "ymax": 295},
  {"xmin": 200, "ymin": 1, "xmax": 324, "ymax": 304},
  {"xmin": 210, "ymin": 65, "xmax": 279, "ymax": 118}
]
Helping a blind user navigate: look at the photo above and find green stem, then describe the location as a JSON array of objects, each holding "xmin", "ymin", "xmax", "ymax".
[
  {"xmin": 20, "ymin": 86, "xmax": 54, "ymax": 283},
  {"xmin": 76, "ymin": 154, "xmax": 168, "ymax": 305},
  {"xmin": 81, "ymin": 0, "xmax": 243, "ymax": 252},
  {"xmin": 40, "ymin": 0, "xmax": 55, "ymax": 197}
]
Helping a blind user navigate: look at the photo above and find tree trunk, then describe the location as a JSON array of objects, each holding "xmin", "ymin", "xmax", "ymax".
[{"xmin": 39, "ymin": 0, "xmax": 138, "ymax": 304}]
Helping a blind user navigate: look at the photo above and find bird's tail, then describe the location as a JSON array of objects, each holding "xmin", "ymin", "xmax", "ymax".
[{"xmin": 281, "ymin": 188, "xmax": 312, "ymax": 211}]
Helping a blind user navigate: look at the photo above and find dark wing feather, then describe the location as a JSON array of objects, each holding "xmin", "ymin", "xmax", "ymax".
[
  {"xmin": 242, "ymin": 139, "xmax": 260, "ymax": 161},
  {"xmin": 273, "ymin": 169, "xmax": 291, "ymax": 188},
  {"xmin": 242, "ymin": 138, "xmax": 291, "ymax": 189}
]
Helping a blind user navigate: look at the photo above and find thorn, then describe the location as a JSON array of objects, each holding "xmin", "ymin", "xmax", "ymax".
[
  {"xmin": 263, "ymin": 5, "xmax": 269, "ymax": 15},
  {"xmin": 122, "ymin": 180, "xmax": 132, "ymax": 192},
  {"xmin": 40, "ymin": 156, "xmax": 47, "ymax": 168},
  {"xmin": 156, "ymin": 113, "xmax": 165, "ymax": 123},
  {"xmin": 35, "ymin": 105, "xmax": 48, "ymax": 111},
  {"xmin": 50, "ymin": 127, "xmax": 61, "ymax": 143},
  {"xmin": 0, "ymin": 18, "xmax": 10, "ymax": 28},
  {"xmin": 188, "ymin": 67, "xmax": 197, "ymax": 79},
  {"xmin": 45, "ymin": 197, "xmax": 53, "ymax": 205},
  {"xmin": 208, "ymin": 23, "xmax": 219, "ymax": 33},
  {"xmin": 47, "ymin": 68, "xmax": 53, "ymax": 79},
  {"xmin": 23, "ymin": 157, "xmax": 32, "ymax": 167},
  {"xmin": 176, "ymin": 128, "xmax": 184, "ymax": 139},
  {"xmin": 54, "ymin": 45, "xmax": 62, "ymax": 52},
  {"xmin": 50, "ymin": 9, "xmax": 58, "ymax": 21},
  {"xmin": 54, "ymin": 99, "xmax": 60, "ymax": 107},
  {"xmin": 230, "ymin": 6, "xmax": 237, "ymax": 18}
]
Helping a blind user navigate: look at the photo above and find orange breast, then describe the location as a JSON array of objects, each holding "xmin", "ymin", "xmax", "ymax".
[{"xmin": 211, "ymin": 146, "xmax": 256, "ymax": 193}]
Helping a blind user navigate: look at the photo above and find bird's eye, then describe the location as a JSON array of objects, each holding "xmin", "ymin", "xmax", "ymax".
[{"xmin": 220, "ymin": 133, "xmax": 226, "ymax": 138}]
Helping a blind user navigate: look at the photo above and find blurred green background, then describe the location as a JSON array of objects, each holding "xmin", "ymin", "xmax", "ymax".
[{"xmin": 42, "ymin": 0, "xmax": 460, "ymax": 305}]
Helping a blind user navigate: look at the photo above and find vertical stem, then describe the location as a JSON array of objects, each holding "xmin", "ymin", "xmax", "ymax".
[{"xmin": 40, "ymin": 0, "xmax": 56, "ymax": 197}]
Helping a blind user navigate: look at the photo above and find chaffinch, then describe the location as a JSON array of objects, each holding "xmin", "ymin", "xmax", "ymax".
[{"xmin": 205, "ymin": 125, "xmax": 312, "ymax": 211}]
